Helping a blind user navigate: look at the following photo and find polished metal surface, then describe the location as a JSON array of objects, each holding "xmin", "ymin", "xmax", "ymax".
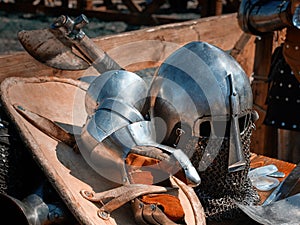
[
  {"xmin": 293, "ymin": 5, "xmax": 300, "ymax": 28},
  {"xmin": 150, "ymin": 41, "xmax": 253, "ymax": 172},
  {"xmin": 0, "ymin": 182, "xmax": 74, "ymax": 225},
  {"xmin": 83, "ymin": 70, "xmax": 148, "ymax": 142},
  {"xmin": 79, "ymin": 69, "xmax": 201, "ymax": 186},
  {"xmin": 238, "ymin": 0, "xmax": 291, "ymax": 34},
  {"xmin": 263, "ymin": 161, "xmax": 300, "ymax": 206},
  {"xmin": 149, "ymin": 41, "xmax": 260, "ymax": 220},
  {"xmin": 53, "ymin": 14, "xmax": 88, "ymax": 40},
  {"xmin": 237, "ymin": 193, "xmax": 300, "ymax": 225}
]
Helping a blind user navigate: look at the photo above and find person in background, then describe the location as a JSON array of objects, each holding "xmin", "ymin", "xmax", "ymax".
[{"xmin": 238, "ymin": 0, "xmax": 300, "ymax": 163}]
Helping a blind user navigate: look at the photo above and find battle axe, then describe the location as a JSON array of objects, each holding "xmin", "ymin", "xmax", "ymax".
[{"xmin": 18, "ymin": 14, "xmax": 122, "ymax": 73}]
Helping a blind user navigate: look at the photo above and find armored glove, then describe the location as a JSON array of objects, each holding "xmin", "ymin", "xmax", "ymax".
[{"xmin": 78, "ymin": 70, "xmax": 204, "ymax": 224}]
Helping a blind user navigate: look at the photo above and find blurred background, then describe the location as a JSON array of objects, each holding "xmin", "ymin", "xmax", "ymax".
[{"xmin": 0, "ymin": 0, "xmax": 241, "ymax": 54}]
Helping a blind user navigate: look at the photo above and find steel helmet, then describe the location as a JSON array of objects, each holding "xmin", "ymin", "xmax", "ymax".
[{"xmin": 149, "ymin": 41, "xmax": 260, "ymax": 219}]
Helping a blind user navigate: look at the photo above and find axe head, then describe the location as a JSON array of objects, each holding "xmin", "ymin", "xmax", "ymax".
[{"xmin": 18, "ymin": 29, "xmax": 90, "ymax": 70}]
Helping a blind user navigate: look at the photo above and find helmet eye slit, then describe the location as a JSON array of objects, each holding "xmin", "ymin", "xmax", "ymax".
[
  {"xmin": 198, "ymin": 120, "xmax": 230, "ymax": 138},
  {"xmin": 197, "ymin": 115, "xmax": 251, "ymax": 138},
  {"xmin": 199, "ymin": 121, "xmax": 211, "ymax": 137}
]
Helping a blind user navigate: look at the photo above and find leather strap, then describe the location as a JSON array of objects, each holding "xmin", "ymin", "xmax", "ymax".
[
  {"xmin": 80, "ymin": 184, "xmax": 167, "ymax": 220},
  {"xmin": 141, "ymin": 194, "xmax": 185, "ymax": 222},
  {"xmin": 132, "ymin": 198, "xmax": 178, "ymax": 225}
]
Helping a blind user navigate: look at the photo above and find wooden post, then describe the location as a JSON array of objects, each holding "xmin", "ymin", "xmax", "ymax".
[
  {"xmin": 215, "ymin": 0, "xmax": 223, "ymax": 15},
  {"xmin": 251, "ymin": 33, "xmax": 278, "ymax": 157},
  {"xmin": 76, "ymin": 0, "xmax": 86, "ymax": 9},
  {"xmin": 197, "ymin": 0, "xmax": 217, "ymax": 17},
  {"xmin": 85, "ymin": 0, "xmax": 93, "ymax": 9}
]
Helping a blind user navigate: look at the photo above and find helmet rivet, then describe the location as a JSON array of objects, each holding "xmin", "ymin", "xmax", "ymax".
[{"xmin": 150, "ymin": 204, "xmax": 156, "ymax": 211}]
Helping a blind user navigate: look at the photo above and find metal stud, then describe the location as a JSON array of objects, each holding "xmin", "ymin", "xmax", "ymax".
[
  {"xmin": 286, "ymin": 44, "xmax": 290, "ymax": 48},
  {"xmin": 98, "ymin": 210, "xmax": 110, "ymax": 220},
  {"xmin": 150, "ymin": 204, "xmax": 156, "ymax": 211},
  {"xmin": 139, "ymin": 203, "xmax": 143, "ymax": 209},
  {"xmin": 295, "ymin": 46, "xmax": 299, "ymax": 50},
  {"xmin": 281, "ymin": 122, "xmax": 285, "ymax": 126},
  {"xmin": 288, "ymin": 84, "xmax": 292, "ymax": 88}
]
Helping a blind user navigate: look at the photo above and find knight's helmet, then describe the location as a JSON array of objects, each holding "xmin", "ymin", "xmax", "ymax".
[{"xmin": 149, "ymin": 41, "xmax": 260, "ymax": 219}]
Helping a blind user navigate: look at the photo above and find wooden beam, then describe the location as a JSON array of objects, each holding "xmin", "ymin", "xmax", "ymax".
[
  {"xmin": 0, "ymin": 13, "xmax": 253, "ymax": 82},
  {"xmin": 251, "ymin": 33, "xmax": 278, "ymax": 157}
]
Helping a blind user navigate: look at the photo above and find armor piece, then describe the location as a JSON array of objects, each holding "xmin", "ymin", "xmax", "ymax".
[
  {"xmin": 149, "ymin": 41, "xmax": 260, "ymax": 219},
  {"xmin": 264, "ymin": 44, "xmax": 300, "ymax": 131},
  {"xmin": 79, "ymin": 70, "xmax": 200, "ymax": 186},
  {"xmin": 238, "ymin": 0, "xmax": 291, "ymax": 35}
]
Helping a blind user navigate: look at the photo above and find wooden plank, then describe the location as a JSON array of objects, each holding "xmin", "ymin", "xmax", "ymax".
[
  {"xmin": 230, "ymin": 33, "xmax": 255, "ymax": 77},
  {"xmin": 122, "ymin": 0, "xmax": 143, "ymax": 13},
  {"xmin": 1, "ymin": 76, "xmax": 206, "ymax": 225},
  {"xmin": 0, "ymin": 13, "xmax": 254, "ymax": 82},
  {"xmin": 251, "ymin": 34, "xmax": 278, "ymax": 157},
  {"xmin": 143, "ymin": 0, "xmax": 165, "ymax": 15},
  {"xmin": 250, "ymin": 30, "xmax": 286, "ymax": 157}
]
